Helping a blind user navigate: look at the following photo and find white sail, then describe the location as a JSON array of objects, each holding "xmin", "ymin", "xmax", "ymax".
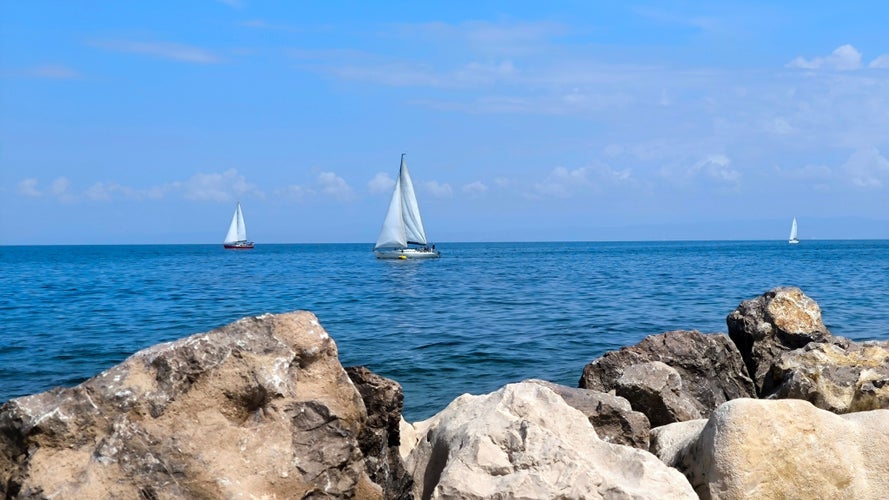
[
  {"xmin": 224, "ymin": 202, "xmax": 247, "ymax": 244},
  {"xmin": 374, "ymin": 155, "xmax": 429, "ymax": 250},
  {"xmin": 789, "ymin": 217, "xmax": 798, "ymax": 241}
]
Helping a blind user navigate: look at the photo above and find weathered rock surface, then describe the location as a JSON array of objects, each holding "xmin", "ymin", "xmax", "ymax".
[
  {"xmin": 0, "ymin": 312, "xmax": 384, "ymax": 499},
  {"xmin": 403, "ymin": 382, "xmax": 696, "ymax": 499},
  {"xmin": 524, "ymin": 379, "xmax": 651, "ymax": 449},
  {"xmin": 652, "ymin": 398, "xmax": 889, "ymax": 499},
  {"xmin": 765, "ymin": 337, "xmax": 889, "ymax": 413},
  {"xmin": 346, "ymin": 366, "xmax": 414, "ymax": 499},
  {"xmin": 727, "ymin": 286, "xmax": 832, "ymax": 394},
  {"xmin": 614, "ymin": 361, "xmax": 702, "ymax": 426},
  {"xmin": 579, "ymin": 330, "xmax": 755, "ymax": 424}
]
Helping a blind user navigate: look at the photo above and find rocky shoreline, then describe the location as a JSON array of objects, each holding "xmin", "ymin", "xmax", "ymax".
[{"xmin": 2, "ymin": 287, "xmax": 888, "ymax": 498}]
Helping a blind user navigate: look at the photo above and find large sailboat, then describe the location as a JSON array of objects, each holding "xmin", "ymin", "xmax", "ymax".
[
  {"xmin": 374, "ymin": 154, "xmax": 440, "ymax": 259},
  {"xmin": 223, "ymin": 202, "xmax": 254, "ymax": 249},
  {"xmin": 788, "ymin": 217, "xmax": 799, "ymax": 245}
]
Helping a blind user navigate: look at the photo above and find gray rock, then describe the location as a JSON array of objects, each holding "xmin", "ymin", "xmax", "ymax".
[
  {"xmin": 579, "ymin": 330, "xmax": 755, "ymax": 424},
  {"xmin": 726, "ymin": 287, "xmax": 832, "ymax": 395},
  {"xmin": 524, "ymin": 379, "xmax": 651, "ymax": 449},
  {"xmin": 615, "ymin": 361, "xmax": 702, "ymax": 427},
  {"xmin": 0, "ymin": 312, "xmax": 383, "ymax": 499}
]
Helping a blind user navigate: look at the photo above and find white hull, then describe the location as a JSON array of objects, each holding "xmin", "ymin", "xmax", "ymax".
[
  {"xmin": 375, "ymin": 248, "xmax": 441, "ymax": 260},
  {"xmin": 788, "ymin": 239, "xmax": 799, "ymax": 245}
]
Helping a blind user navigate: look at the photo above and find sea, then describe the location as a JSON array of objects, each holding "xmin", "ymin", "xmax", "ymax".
[{"xmin": 1, "ymin": 241, "xmax": 888, "ymax": 421}]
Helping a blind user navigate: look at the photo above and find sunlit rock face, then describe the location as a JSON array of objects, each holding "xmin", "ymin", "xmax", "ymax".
[
  {"xmin": 0, "ymin": 312, "xmax": 385, "ymax": 499},
  {"xmin": 765, "ymin": 337, "xmax": 889, "ymax": 413},
  {"xmin": 727, "ymin": 286, "xmax": 831, "ymax": 394},
  {"xmin": 651, "ymin": 399, "xmax": 889, "ymax": 500},
  {"xmin": 402, "ymin": 382, "xmax": 696, "ymax": 500}
]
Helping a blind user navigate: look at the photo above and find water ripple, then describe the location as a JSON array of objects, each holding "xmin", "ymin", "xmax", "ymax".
[{"xmin": 1, "ymin": 241, "xmax": 887, "ymax": 420}]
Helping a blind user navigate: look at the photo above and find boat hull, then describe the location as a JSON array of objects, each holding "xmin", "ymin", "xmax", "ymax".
[
  {"xmin": 374, "ymin": 248, "xmax": 440, "ymax": 259},
  {"xmin": 224, "ymin": 241, "xmax": 255, "ymax": 250},
  {"xmin": 788, "ymin": 239, "xmax": 799, "ymax": 245}
]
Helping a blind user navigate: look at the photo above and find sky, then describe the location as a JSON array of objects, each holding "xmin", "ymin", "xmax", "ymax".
[{"xmin": 1, "ymin": 1, "xmax": 888, "ymax": 245}]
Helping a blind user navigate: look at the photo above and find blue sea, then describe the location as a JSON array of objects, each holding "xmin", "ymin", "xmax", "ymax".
[{"xmin": 1, "ymin": 241, "xmax": 888, "ymax": 421}]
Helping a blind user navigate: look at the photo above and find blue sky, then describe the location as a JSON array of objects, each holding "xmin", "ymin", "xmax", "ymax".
[{"xmin": 2, "ymin": 1, "xmax": 888, "ymax": 244}]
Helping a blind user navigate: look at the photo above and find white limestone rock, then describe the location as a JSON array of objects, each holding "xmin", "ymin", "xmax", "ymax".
[
  {"xmin": 404, "ymin": 382, "xmax": 696, "ymax": 499},
  {"xmin": 655, "ymin": 398, "xmax": 889, "ymax": 499}
]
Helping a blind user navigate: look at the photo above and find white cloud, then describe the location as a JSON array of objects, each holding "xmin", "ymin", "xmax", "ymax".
[
  {"xmin": 368, "ymin": 172, "xmax": 395, "ymax": 194},
  {"xmin": 533, "ymin": 166, "xmax": 591, "ymax": 198},
  {"xmin": 84, "ymin": 182, "xmax": 164, "ymax": 201},
  {"xmin": 688, "ymin": 154, "xmax": 740, "ymax": 183},
  {"xmin": 276, "ymin": 184, "xmax": 313, "ymax": 202},
  {"xmin": 764, "ymin": 117, "xmax": 794, "ymax": 135},
  {"xmin": 869, "ymin": 54, "xmax": 889, "ymax": 69},
  {"xmin": 86, "ymin": 182, "xmax": 123, "ymax": 201},
  {"xmin": 17, "ymin": 179, "xmax": 41, "ymax": 197},
  {"xmin": 317, "ymin": 171, "xmax": 354, "ymax": 200},
  {"xmin": 773, "ymin": 164, "xmax": 833, "ymax": 181},
  {"xmin": 787, "ymin": 44, "xmax": 862, "ymax": 71},
  {"xmin": 424, "ymin": 180, "xmax": 453, "ymax": 198},
  {"xmin": 23, "ymin": 64, "xmax": 81, "ymax": 79},
  {"xmin": 843, "ymin": 147, "xmax": 889, "ymax": 188},
  {"xmin": 91, "ymin": 40, "xmax": 220, "ymax": 64},
  {"xmin": 179, "ymin": 169, "xmax": 262, "ymax": 202},
  {"xmin": 50, "ymin": 177, "xmax": 69, "ymax": 196},
  {"xmin": 532, "ymin": 163, "xmax": 635, "ymax": 198},
  {"xmin": 462, "ymin": 181, "xmax": 488, "ymax": 196}
]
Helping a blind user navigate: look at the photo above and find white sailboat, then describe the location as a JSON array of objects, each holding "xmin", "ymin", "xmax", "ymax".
[
  {"xmin": 223, "ymin": 202, "xmax": 254, "ymax": 249},
  {"xmin": 374, "ymin": 154, "xmax": 440, "ymax": 259},
  {"xmin": 788, "ymin": 217, "xmax": 799, "ymax": 245}
]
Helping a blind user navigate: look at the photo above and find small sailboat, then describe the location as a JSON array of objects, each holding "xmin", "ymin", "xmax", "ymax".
[
  {"xmin": 374, "ymin": 154, "xmax": 440, "ymax": 259},
  {"xmin": 223, "ymin": 202, "xmax": 254, "ymax": 249},
  {"xmin": 788, "ymin": 217, "xmax": 799, "ymax": 245}
]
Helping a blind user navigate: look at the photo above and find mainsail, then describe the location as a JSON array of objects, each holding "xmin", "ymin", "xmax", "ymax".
[
  {"xmin": 789, "ymin": 217, "xmax": 798, "ymax": 242},
  {"xmin": 374, "ymin": 155, "xmax": 429, "ymax": 250},
  {"xmin": 224, "ymin": 202, "xmax": 248, "ymax": 244}
]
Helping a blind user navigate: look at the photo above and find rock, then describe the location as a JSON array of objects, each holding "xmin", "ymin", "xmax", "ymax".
[
  {"xmin": 404, "ymin": 382, "xmax": 696, "ymax": 499},
  {"xmin": 399, "ymin": 417, "xmax": 419, "ymax": 460},
  {"xmin": 765, "ymin": 338, "xmax": 889, "ymax": 413},
  {"xmin": 346, "ymin": 366, "xmax": 414, "ymax": 499},
  {"xmin": 524, "ymin": 379, "xmax": 650, "ymax": 449},
  {"xmin": 653, "ymin": 398, "xmax": 889, "ymax": 499},
  {"xmin": 579, "ymin": 330, "xmax": 755, "ymax": 423},
  {"xmin": 649, "ymin": 418, "xmax": 707, "ymax": 461},
  {"xmin": 0, "ymin": 312, "xmax": 383, "ymax": 499},
  {"xmin": 726, "ymin": 287, "xmax": 832, "ymax": 394},
  {"xmin": 614, "ymin": 361, "xmax": 702, "ymax": 426}
]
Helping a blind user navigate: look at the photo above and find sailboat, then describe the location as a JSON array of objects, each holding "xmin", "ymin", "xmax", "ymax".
[
  {"xmin": 374, "ymin": 154, "xmax": 440, "ymax": 259},
  {"xmin": 223, "ymin": 202, "xmax": 254, "ymax": 249},
  {"xmin": 788, "ymin": 217, "xmax": 799, "ymax": 245}
]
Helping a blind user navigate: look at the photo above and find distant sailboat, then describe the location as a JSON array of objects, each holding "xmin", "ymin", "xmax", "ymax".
[
  {"xmin": 374, "ymin": 154, "xmax": 440, "ymax": 259},
  {"xmin": 223, "ymin": 202, "xmax": 254, "ymax": 249},
  {"xmin": 788, "ymin": 217, "xmax": 799, "ymax": 245}
]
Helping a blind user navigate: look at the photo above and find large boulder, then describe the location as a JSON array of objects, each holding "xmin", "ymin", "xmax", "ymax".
[
  {"xmin": 614, "ymin": 361, "xmax": 702, "ymax": 427},
  {"xmin": 346, "ymin": 366, "xmax": 414, "ymax": 499},
  {"xmin": 726, "ymin": 287, "xmax": 832, "ymax": 394},
  {"xmin": 524, "ymin": 379, "xmax": 650, "ymax": 449},
  {"xmin": 765, "ymin": 338, "xmax": 889, "ymax": 413},
  {"xmin": 579, "ymin": 330, "xmax": 755, "ymax": 424},
  {"xmin": 403, "ymin": 382, "xmax": 696, "ymax": 499},
  {"xmin": 0, "ymin": 312, "xmax": 384, "ymax": 499},
  {"xmin": 652, "ymin": 399, "xmax": 889, "ymax": 499}
]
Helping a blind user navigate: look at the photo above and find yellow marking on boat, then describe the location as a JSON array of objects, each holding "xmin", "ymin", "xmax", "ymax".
[{"xmin": 399, "ymin": 255, "xmax": 407, "ymax": 260}]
